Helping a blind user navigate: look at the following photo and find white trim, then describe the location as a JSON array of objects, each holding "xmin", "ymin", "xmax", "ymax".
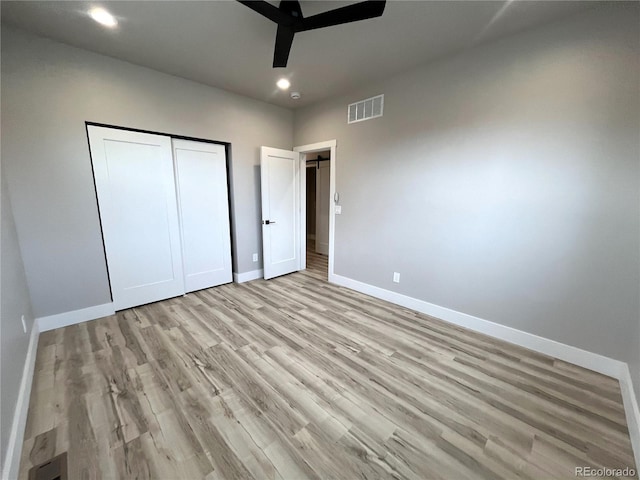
[
  {"xmin": 2, "ymin": 275, "xmax": 639, "ymax": 474},
  {"xmin": 294, "ymin": 140, "xmax": 337, "ymax": 280},
  {"xmin": 331, "ymin": 274, "xmax": 626, "ymax": 377},
  {"xmin": 233, "ymin": 269, "xmax": 264, "ymax": 283},
  {"xmin": 299, "ymin": 155, "xmax": 306, "ymax": 271},
  {"xmin": 36, "ymin": 302, "xmax": 115, "ymax": 332},
  {"xmin": 330, "ymin": 273, "xmax": 640, "ymax": 463},
  {"xmin": 2, "ymin": 321, "xmax": 40, "ymax": 480},
  {"xmin": 620, "ymin": 366, "xmax": 640, "ymax": 470}
]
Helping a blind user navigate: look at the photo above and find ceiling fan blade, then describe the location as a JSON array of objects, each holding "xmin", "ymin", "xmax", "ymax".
[
  {"xmin": 273, "ymin": 25, "xmax": 295, "ymax": 68},
  {"xmin": 237, "ymin": 0, "xmax": 290, "ymax": 24},
  {"xmin": 297, "ymin": 0, "xmax": 386, "ymax": 32}
]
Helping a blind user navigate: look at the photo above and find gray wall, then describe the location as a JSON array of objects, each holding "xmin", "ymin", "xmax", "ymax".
[
  {"xmin": 1, "ymin": 174, "xmax": 35, "ymax": 471},
  {"xmin": 295, "ymin": 4, "xmax": 640, "ymax": 383},
  {"xmin": 1, "ymin": 26, "xmax": 293, "ymax": 318},
  {"xmin": 2, "ymin": 5, "xmax": 639, "ymax": 404}
]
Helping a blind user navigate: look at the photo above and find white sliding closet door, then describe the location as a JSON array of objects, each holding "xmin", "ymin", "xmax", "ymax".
[
  {"xmin": 173, "ymin": 139, "xmax": 232, "ymax": 292},
  {"xmin": 88, "ymin": 126, "xmax": 185, "ymax": 310}
]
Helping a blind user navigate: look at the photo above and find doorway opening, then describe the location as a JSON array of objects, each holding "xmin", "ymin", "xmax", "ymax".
[
  {"xmin": 305, "ymin": 150, "xmax": 330, "ymax": 280},
  {"xmin": 294, "ymin": 139, "xmax": 336, "ymax": 282}
]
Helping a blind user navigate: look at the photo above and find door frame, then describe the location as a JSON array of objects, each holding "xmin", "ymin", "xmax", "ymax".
[{"xmin": 294, "ymin": 140, "xmax": 336, "ymax": 282}]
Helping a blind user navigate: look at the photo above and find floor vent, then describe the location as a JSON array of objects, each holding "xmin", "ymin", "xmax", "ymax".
[
  {"xmin": 348, "ymin": 94, "xmax": 384, "ymax": 124},
  {"xmin": 28, "ymin": 452, "xmax": 68, "ymax": 480}
]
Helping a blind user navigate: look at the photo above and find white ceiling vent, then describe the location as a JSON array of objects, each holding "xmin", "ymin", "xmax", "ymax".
[{"xmin": 348, "ymin": 94, "xmax": 384, "ymax": 124}]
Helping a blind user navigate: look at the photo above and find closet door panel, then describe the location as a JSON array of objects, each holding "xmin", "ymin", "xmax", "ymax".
[
  {"xmin": 88, "ymin": 126, "xmax": 185, "ymax": 310},
  {"xmin": 173, "ymin": 140, "xmax": 232, "ymax": 292}
]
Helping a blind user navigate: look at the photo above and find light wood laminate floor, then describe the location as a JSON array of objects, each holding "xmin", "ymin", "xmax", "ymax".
[
  {"xmin": 305, "ymin": 240, "xmax": 328, "ymax": 282},
  {"xmin": 20, "ymin": 255, "xmax": 637, "ymax": 479}
]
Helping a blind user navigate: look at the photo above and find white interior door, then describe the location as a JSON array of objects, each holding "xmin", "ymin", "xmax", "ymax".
[
  {"xmin": 260, "ymin": 146, "xmax": 301, "ymax": 279},
  {"xmin": 315, "ymin": 161, "xmax": 330, "ymax": 255},
  {"xmin": 88, "ymin": 126, "xmax": 185, "ymax": 310},
  {"xmin": 173, "ymin": 139, "xmax": 232, "ymax": 292}
]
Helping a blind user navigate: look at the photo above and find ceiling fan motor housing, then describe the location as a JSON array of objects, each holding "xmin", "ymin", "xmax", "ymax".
[{"xmin": 238, "ymin": 0, "xmax": 387, "ymax": 68}]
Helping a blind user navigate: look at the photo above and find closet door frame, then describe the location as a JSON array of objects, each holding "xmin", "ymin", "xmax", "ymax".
[{"xmin": 86, "ymin": 122, "xmax": 234, "ymax": 308}]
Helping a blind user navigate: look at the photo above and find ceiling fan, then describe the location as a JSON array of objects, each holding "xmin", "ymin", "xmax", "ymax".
[{"xmin": 237, "ymin": 0, "xmax": 387, "ymax": 68}]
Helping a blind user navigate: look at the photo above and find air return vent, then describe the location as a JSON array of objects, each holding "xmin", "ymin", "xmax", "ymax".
[{"xmin": 348, "ymin": 94, "xmax": 384, "ymax": 124}]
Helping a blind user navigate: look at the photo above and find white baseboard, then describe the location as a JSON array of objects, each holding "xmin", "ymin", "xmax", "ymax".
[
  {"xmin": 331, "ymin": 274, "xmax": 625, "ymax": 378},
  {"xmin": 316, "ymin": 244, "xmax": 329, "ymax": 256},
  {"xmin": 36, "ymin": 302, "xmax": 115, "ymax": 332},
  {"xmin": 4, "ymin": 274, "xmax": 638, "ymax": 476},
  {"xmin": 331, "ymin": 273, "xmax": 640, "ymax": 464},
  {"xmin": 619, "ymin": 366, "xmax": 640, "ymax": 470},
  {"xmin": 233, "ymin": 269, "xmax": 263, "ymax": 284},
  {"xmin": 2, "ymin": 321, "xmax": 40, "ymax": 480}
]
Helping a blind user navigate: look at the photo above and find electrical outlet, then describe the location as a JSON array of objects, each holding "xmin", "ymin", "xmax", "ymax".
[
  {"xmin": 21, "ymin": 315, "xmax": 27, "ymax": 334},
  {"xmin": 252, "ymin": 253, "xmax": 259, "ymax": 262},
  {"xmin": 393, "ymin": 272, "xmax": 400, "ymax": 283}
]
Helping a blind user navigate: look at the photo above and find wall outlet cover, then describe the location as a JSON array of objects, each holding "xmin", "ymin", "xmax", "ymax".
[
  {"xmin": 252, "ymin": 253, "xmax": 259, "ymax": 262},
  {"xmin": 393, "ymin": 272, "xmax": 400, "ymax": 283}
]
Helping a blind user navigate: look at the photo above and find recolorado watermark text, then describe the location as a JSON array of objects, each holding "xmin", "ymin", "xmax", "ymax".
[{"xmin": 575, "ymin": 466, "xmax": 636, "ymax": 477}]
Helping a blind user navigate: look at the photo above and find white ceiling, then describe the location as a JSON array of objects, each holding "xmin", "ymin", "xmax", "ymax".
[{"xmin": 1, "ymin": 0, "xmax": 598, "ymax": 108}]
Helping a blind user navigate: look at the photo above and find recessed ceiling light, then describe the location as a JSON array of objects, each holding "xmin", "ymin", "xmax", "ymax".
[
  {"xmin": 276, "ymin": 78, "xmax": 291, "ymax": 90},
  {"xmin": 89, "ymin": 7, "xmax": 117, "ymax": 28}
]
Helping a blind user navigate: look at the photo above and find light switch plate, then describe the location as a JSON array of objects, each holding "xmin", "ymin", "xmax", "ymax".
[{"xmin": 335, "ymin": 205, "xmax": 342, "ymax": 214}]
